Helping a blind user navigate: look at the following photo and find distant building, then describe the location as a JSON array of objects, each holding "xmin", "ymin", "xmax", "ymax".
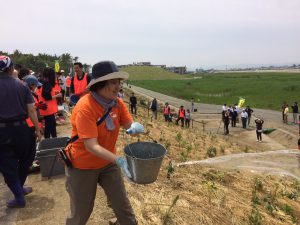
[
  {"xmin": 134, "ymin": 62, "xmax": 151, "ymax": 66},
  {"xmin": 166, "ymin": 66, "xmax": 187, "ymax": 74},
  {"xmin": 153, "ymin": 65, "xmax": 166, "ymax": 69}
]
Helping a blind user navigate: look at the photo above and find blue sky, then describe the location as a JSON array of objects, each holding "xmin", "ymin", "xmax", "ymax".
[{"xmin": 2, "ymin": 0, "xmax": 300, "ymax": 69}]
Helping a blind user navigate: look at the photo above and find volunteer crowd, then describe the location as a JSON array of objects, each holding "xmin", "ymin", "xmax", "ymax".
[
  {"xmin": 1, "ymin": 54, "xmax": 298, "ymax": 225},
  {"xmin": 0, "ymin": 56, "xmax": 143, "ymax": 225}
]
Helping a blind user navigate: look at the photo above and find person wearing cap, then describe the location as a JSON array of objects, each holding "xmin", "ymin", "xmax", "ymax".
[
  {"xmin": 65, "ymin": 61, "xmax": 143, "ymax": 225},
  {"xmin": 0, "ymin": 56, "xmax": 42, "ymax": 208},
  {"xmin": 24, "ymin": 75, "xmax": 46, "ymax": 172},
  {"xmin": 70, "ymin": 62, "xmax": 91, "ymax": 99}
]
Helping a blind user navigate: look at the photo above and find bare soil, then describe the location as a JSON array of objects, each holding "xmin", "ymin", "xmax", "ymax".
[{"xmin": 1, "ymin": 94, "xmax": 300, "ymax": 225}]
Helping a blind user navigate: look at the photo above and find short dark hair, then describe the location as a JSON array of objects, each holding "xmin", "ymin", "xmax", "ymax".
[
  {"xmin": 14, "ymin": 64, "xmax": 22, "ymax": 71},
  {"xmin": 74, "ymin": 62, "xmax": 83, "ymax": 68},
  {"xmin": 19, "ymin": 68, "xmax": 30, "ymax": 79},
  {"xmin": 89, "ymin": 81, "xmax": 107, "ymax": 92}
]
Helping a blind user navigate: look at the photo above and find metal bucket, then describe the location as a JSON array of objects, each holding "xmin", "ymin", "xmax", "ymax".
[{"xmin": 124, "ymin": 142, "xmax": 167, "ymax": 184}]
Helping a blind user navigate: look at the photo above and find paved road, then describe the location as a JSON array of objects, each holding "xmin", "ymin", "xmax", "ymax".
[{"xmin": 127, "ymin": 84, "xmax": 299, "ymax": 134}]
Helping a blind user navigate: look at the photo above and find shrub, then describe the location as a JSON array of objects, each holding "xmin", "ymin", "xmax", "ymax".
[
  {"xmin": 207, "ymin": 146, "xmax": 217, "ymax": 158},
  {"xmin": 140, "ymin": 99, "xmax": 147, "ymax": 106}
]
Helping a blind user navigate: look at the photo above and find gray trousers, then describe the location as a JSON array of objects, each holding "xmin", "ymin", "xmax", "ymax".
[{"xmin": 65, "ymin": 164, "xmax": 137, "ymax": 225}]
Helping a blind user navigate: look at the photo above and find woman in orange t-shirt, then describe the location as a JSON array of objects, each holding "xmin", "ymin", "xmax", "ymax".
[{"xmin": 65, "ymin": 61, "xmax": 143, "ymax": 225}]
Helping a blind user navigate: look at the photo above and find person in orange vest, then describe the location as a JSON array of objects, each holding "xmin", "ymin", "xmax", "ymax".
[
  {"xmin": 65, "ymin": 74, "xmax": 72, "ymax": 97},
  {"xmin": 163, "ymin": 102, "xmax": 171, "ymax": 122},
  {"xmin": 70, "ymin": 62, "xmax": 91, "ymax": 101},
  {"xmin": 176, "ymin": 105, "xmax": 185, "ymax": 127},
  {"xmin": 38, "ymin": 68, "xmax": 62, "ymax": 138}
]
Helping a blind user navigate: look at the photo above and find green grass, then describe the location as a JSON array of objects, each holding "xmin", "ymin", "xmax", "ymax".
[
  {"xmin": 121, "ymin": 66, "xmax": 190, "ymax": 80},
  {"xmin": 128, "ymin": 72, "xmax": 300, "ymax": 111}
]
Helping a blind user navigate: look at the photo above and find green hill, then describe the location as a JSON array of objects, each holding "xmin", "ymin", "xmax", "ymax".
[{"xmin": 120, "ymin": 66, "xmax": 190, "ymax": 80}]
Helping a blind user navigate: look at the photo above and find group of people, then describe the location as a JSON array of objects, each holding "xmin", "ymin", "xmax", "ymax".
[
  {"xmin": 129, "ymin": 95, "xmax": 193, "ymax": 128},
  {"xmin": 162, "ymin": 103, "xmax": 191, "ymax": 128},
  {"xmin": 0, "ymin": 56, "xmax": 144, "ymax": 225},
  {"xmin": 282, "ymin": 101, "xmax": 298, "ymax": 124},
  {"xmin": 221, "ymin": 104, "xmax": 265, "ymax": 142}
]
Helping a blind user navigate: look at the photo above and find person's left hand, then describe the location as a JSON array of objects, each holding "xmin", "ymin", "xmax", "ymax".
[{"xmin": 116, "ymin": 157, "xmax": 132, "ymax": 179}]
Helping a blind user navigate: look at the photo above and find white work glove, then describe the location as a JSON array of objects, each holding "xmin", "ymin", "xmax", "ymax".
[
  {"xmin": 116, "ymin": 157, "xmax": 132, "ymax": 179},
  {"xmin": 126, "ymin": 122, "xmax": 144, "ymax": 134}
]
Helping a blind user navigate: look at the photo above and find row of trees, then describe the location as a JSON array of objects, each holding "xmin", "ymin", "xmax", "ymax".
[{"xmin": 0, "ymin": 50, "xmax": 91, "ymax": 74}]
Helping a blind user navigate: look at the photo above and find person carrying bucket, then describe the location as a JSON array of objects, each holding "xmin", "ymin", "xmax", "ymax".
[{"xmin": 64, "ymin": 61, "xmax": 144, "ymax": 225}]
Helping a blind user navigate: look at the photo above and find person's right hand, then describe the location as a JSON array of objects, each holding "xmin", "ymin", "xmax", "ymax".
[
  {"xmin": 36, "ymin": 101, "xmax": 48, "ymax": 110},
  {"xmin": 35, "ymin": 128, "xmax": 42, "ymax": 142},
  {"xmin": 116, "ymin": 157, "xmax": 132, "ymax": 179}
]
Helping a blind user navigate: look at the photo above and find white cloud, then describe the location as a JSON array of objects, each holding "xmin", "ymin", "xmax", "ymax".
[{"xmin": 2, "ymin": 0, "xmax": 300, "ymax": 68}]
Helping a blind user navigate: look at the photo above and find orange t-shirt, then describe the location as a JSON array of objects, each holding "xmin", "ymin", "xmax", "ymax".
[{"xmin": 67, "ymin": 93, "xmax": 133, "ymax": 169}]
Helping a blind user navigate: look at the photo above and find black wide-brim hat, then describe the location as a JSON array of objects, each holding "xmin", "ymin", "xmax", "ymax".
[{"xmin": 87, "ymin": 61, "xmax": 129, "ymax": 89}]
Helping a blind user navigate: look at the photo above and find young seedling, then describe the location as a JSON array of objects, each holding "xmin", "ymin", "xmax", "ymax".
[
  {"xmin": 164, "ymin": 140, "xmax": 171, "ymax": 151},
  {"xmin": 175, "ymin": 132, "xmax": 182, "ymax": 150},
  {"xmin": 163, "ymin": 195, "xmax": 179, "ymax": 225},
  {"xmin": 206, "ymin": 146, "xmax": 217, "ymax": 158},
  {"xmin": 249, "ymin": 206, "xmax": 262, "ymax": 225},
  {"xmin": 166, "ymin": 161, "xmax": 174, "ymax": 179}
]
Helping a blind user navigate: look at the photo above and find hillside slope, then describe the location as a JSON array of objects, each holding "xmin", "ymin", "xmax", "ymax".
[
  {"xmin": 2, "ymin": 94, "xmax": 299, "ymax": 225},
  {"xmin": 121, "ymin": 66, "xmax": 190, "ymax": 80}
]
